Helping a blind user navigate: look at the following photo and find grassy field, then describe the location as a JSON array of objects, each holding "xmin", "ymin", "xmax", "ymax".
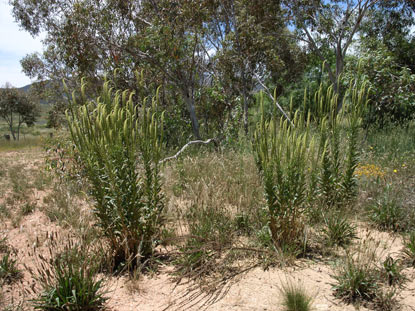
[{"xmin": 0, "ymin": 103, "xmax": 53, "ymax": 152}]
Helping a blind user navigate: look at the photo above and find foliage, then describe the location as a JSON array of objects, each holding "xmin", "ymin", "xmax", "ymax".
[
  {"xmin": 279, "ymin": 280, "xmax": 313, "ymax": 311},
  {"xmin": 10, "ymin": 0, "xmax": 307, "ymax": 138},
  {"xmin": 361, "ymin": 1, "xmax": 415, "ymax": 73},
  {"xmin": 29, "ymin": 235, "xmax": 107, "ymax": 311},
  {"xmin": 345, "ymin": 46, "xmax": 415, "ymax": 125},
  {"xmin": 0, "ymin": 84, "xmax": 39, "ymax": 140},
  {"xmin": 332, "ymin": 243, "xmax": 379, "ymax": 302},
  {"xmin": 321, "ymin": 213, "xmax": 356, "ymax": 247},
  {"xmin": 254, "ymin": 102, "xmax": 312, "ymax": 249},
  {"xmin": 402, "ymin": 231, "xmax": 415, "ymax": 267},
  {"xmin": 0, "ymin": 252, "xmax": 22, "ymax": 284},
  {"xmin": 254, "ymin": 81, "xmax": 367, "ymax": 249},
  {"xmin": 368, "ymin": 185, "xmax": 407, "ymax": 232},
  {"xmin": 67, "ymin": 77, "xmax": 165, "ymax": 268},
  {"xmin": 285, "ymin": 0, "xmax": 378, "ymax": 106}
]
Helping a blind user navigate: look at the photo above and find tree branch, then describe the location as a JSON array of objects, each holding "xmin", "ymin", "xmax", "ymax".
[
  {"xmin": 160, "ymin": 138, "xmax": 216, "ymax": 164},
  {"xmin": 254, "ymin": 73, "xmax": 294, "ymax": 127}
]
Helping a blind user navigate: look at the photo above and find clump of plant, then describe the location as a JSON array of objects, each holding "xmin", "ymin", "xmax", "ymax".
[
  {"xmin": 67, "ymin": 76, "xmax": 164, "ymax": 269},
  {"xmin": 0, "ymin": 251, "xmax": 22, "ymax": 284},
  {"xmin": 29, "ymin": 234, "xmax": 107, "ymax": 311},
  {"xmin": 368, "ymin": 185, "xmax": 406, "ymax": 232},
  {"xmin": 315, "ymin": 81, "xmax": 367, "ymax": 210},
  {"xmin": 254, "ymin": 81, "xmax": 367, "ymax": 251},
  {"xmin": 332, "ymin": 240, "xmax": 379, "ymax": 302},
  {"xmin": 321, "ymin": 212, "xmax": 357, "ymax": 247},
  {"xmin": 279, "ymin": 280, "xmax": 313, "ymax": 311},
  {"xmin": 175, "ymin": 197, "xmax": 234, "ymax": 276},
  {"xmin": 373, "ymin": 288, "xmax": 399, "ymax": 311},
  {"xmin": 402, "ymin": 231, "xmax": 415, "ymax": 267},
  {"xmin": 254, "ymin": 101, "xmax": 313, "ymax": 250},
  {"xmin": 19, "ymin": 202, "xmax": 35, "ymax": 216},
  {"xmin": 380, "ymin": 256, "xmax": 405, "ymax": 286}
]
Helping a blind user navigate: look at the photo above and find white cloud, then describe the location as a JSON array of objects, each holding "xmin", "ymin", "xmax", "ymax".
[{"xmin": 0, "ymin": 0, "xmax": 43, "ymax": 87}]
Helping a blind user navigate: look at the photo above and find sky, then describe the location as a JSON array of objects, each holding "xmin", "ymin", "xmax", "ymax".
[{"xmin": 0, "ymin": 0, "xmax": 43, "ymax": 88}]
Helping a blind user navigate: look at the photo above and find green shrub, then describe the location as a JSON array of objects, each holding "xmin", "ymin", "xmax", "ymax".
[
  {"xmin": 67, "ymin": 77, "xmax": 165, "ymax": 268},
  {"xmin": 279, "ymin": 281, "xmax": 313, "ymax": 311}
]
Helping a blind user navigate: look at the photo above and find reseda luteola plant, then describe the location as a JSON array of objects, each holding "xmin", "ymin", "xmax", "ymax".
[
  {"xmin": 67, "ymin": 77, "xmax": 164, "ymax": 268},
  {"xmin": 254, "ymin": 92, "xmax": 316, "ymax": 249},
  {"xmin": 254, "ymin": 81, "xmax": 369, "ymax": 249}
]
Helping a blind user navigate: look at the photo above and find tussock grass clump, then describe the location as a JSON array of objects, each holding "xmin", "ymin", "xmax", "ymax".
[
  {"xmin": 332, "ymin": 240, "xmax": 379, "ymax": 302},
  {"xmin": 279, "ymin": 280, "xmax": 313, "ymax": 311},
  {"xmin": 321, "ymin": 212, "xmax": 356, "ymax": 247},
  {"xmin": 402, "ymin": 231, "xmax": 415, "ymax": 267},
  {"xmin": 373, "ymin": 288, "xmax": 399, "ymax": 311},
  {"xmin": 28, "ymin": 233, "xmax": 107, "ymax": 311},
  {"xmin": 167, "ymin": 151, "xmax": 267, "ymax": 276},
  {"xmin": 175, "ymin": 200, "xmax": 234, "ymax": 275},
  {"xmin": 367, "ymin": 184, "xmax": 410, "ymax": 232},
  {"xmin": 0, "ymin": 252, "xmax": 22, "ymax": 284}
]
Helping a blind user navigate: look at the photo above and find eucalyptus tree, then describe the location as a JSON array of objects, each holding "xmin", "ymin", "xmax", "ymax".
[
  {"xmin": 0, "ymin": 84, "xmax": 39, "ymax": 140},
  {"xmin": 360, "ymin": 0, "xmax": 415, "ymax": 73},
  {"xmin": 207, "ymin": 0, "xmax": 305, "ymax": 134},
  {"xmin": 284, "ymin": 0, "xmax": 380, "ymax": 111},
  {"xmin": 10, "ymin": 0, "xmax": 217, "ymax": 139}
]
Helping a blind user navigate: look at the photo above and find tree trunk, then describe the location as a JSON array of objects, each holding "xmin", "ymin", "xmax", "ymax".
[
  {"xmin": 335, "ymin": 49, "xmax": 345, "ymax": 113},
  {"xmin": 241, "ymin": 68, "xmax": 249, "ymax": 135},
  {"xmin": 242, "ymin": 89, "xmax": 248, "ymax": 135},
  {"xmin": 9, "ymin": 110, "xmax": 16, "ymax": 140},
  {"xmin": 181, "ymin": 88, "xmax": 201, "ymax": 140},
  {"xmin": 9, "ymin": 126, "xmax": 16, "ymax": 141},
  {"xmin": 17, "ymin": 115, "xmax": 21, "ymax": 141}
]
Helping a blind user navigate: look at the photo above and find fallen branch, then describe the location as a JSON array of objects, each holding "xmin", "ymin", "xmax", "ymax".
[
  {"xmin": 254, "ymin": 73, "xmax": 294, "ymax": 127},
  {"xmin": 160, "ymin": 138, "xmax": 216, "ymax": 164}
]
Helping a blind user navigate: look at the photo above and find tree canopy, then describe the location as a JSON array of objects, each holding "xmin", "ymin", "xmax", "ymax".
[{"xmin": 9, "ymin": 0, "xmax": 415, "ymax": 137}]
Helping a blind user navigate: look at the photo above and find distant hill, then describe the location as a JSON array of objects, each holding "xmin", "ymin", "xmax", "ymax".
[
  {"xmin": 18, "ymin": 84, "xmax": 32, "ymax": 93},
  {"xmin": 15, "ymin": 82, "xmax": 53, "ymax": 106}
]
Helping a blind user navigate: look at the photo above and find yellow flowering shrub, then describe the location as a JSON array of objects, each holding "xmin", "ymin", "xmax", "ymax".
[{"xmin": 355, "ymin": 164, "xmax": 385, "ymax": 179}]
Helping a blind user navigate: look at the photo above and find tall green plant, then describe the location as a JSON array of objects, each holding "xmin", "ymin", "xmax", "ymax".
[
  {"xmin": 254, "ymin": 81, "xmax": 368, "ymax": 249},
  {"xmin": 67, "ymin": 76, "xmax": 165, "ymax": 268},
  {"xmin": 254, "ymin": 94, "xmax": 315, "ymax": 249},
  {"xmin": 342, "ymin": 80, "xmax": 368, "ymax": 201},
  {"xmin": 312, "ymin": 81, "xmax": 368, "ymax": 209}
]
